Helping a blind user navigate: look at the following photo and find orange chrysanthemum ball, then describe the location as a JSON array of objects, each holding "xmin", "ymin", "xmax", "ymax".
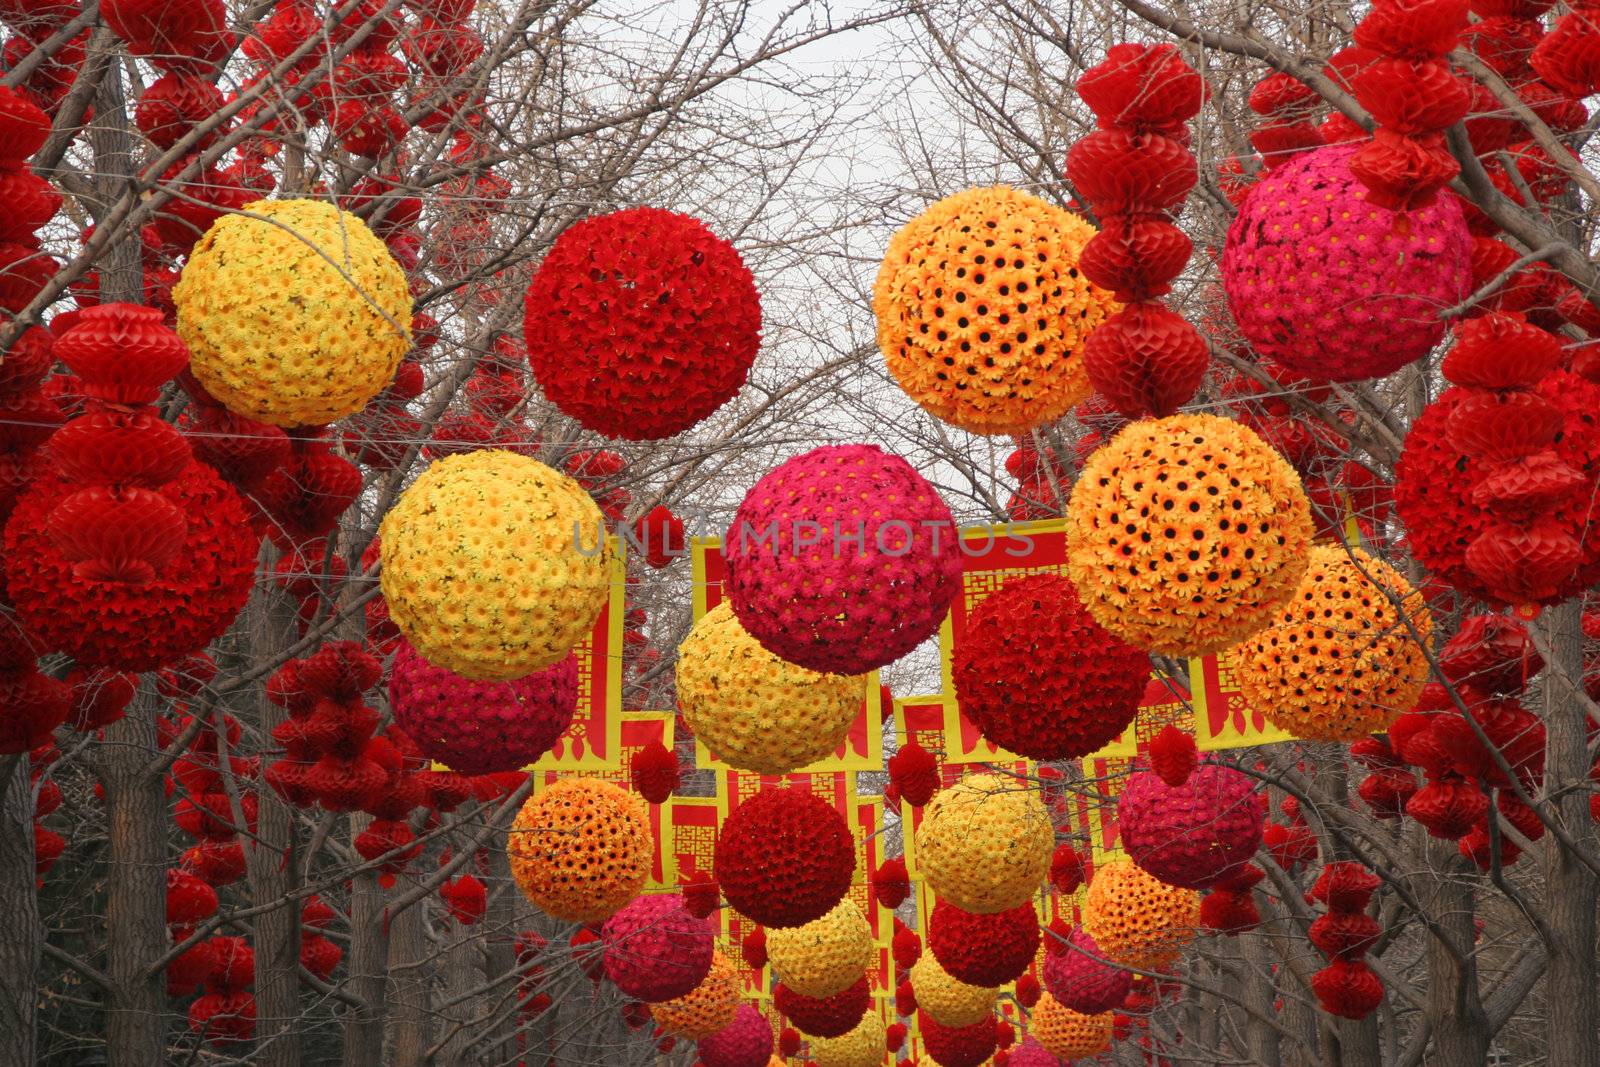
[
  {"xmin": 1235, "ymin": 545, "xmax": 1433, "ymax": 741},
  {"xmin": 873, "ymin": 186, "xmax": 1118, "ymax": 435},
  {"xmin": 915, "ymin": 773, "xmax": 1053, "ymax": 914},
  {"xmin": 1082, "ymin": 859, "xmax": 1199, "ymax": 970},
  {"xmin": 1031, "ymin": 992, "xmax": 1114, "ymax": 1060},
  {"xmin": 650, "ymin": 950, "xmax": 740, "ymax": 1039},
  {"xmin": 508, "ymin": 778, "xmax": 651, "ymax": 922},
  {"xmin": 1066, "ymin": 413, "xmax": 1314, "ymax": 655}
]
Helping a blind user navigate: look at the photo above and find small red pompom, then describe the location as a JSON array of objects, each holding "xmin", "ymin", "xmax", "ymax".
[
  {"xmin": 873, "ymin": 856, "xmax": 911, "ymax": 910},
  {"xmin": 632, "ymin": 505, "xmax": 686, "ymax": 569},
  {"xmin": 681, "ymin": 871, "xmax": 720, "ymax": 919},
  {"xmin": 886, "ymin": 1021, "xmax": 908, "ymax": 1052},
  {"xmin": 892, "ymin": 918, "xmax": 922, "ymax": 971},
  {"xmin": 888, "ymin": 741, "xmax": 939, "ymax": 808},
  {"xmin": 1148, "ymin": 725, "xmax": 1198, "ymax": 787},
  {"xmin": 300, "ymin": 933, "xmax": 342, "ymax": 982},
  {"xmin": 629, "ymin": 739, "xmax": 680, "ymax": 804},
  {"xmin": 1015, "ymin": 972, "xmax": 1041, "ymax": 1008},
  {"xmin": 778, "ymin": 1026, "xmax": 802, "ymax": 1057},
  {"xmin": 441, "ymin": 875, "xmax": 487, "ymax": 926},
  {"xmin": 928, "ymin": 899, "xmax": 1040, "ymax": 986},
  {"xmin": 1050, "ymin": 844, "xmax": 1085, "ymax": 896},
  {"xmin": 741, "ymin": 925, "xmax": 767, "ymax": 971}
]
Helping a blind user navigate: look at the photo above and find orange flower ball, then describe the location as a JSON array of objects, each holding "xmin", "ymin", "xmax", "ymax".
[
  {"xmin": 1081, "ymin": 859, "xmax": 1199, "ymax": 970},
  {"xmin": 1066, "ymin": 413, "xmax": 1314, "ymax": 655},
  {"xmin": 508, "ymin": 778, "xmax": 651, "ymax": 922},
  {"xmin": 650, "ymin": 950, "xmax": 740, "ymax": 1038},
  {"xmin": 1235, "ymin": 545, "xmax": 1433, "ymax": 741},
  {"xmin": 1031, "ymin": 992, "xmax": 1113, "ymax": 1060}
]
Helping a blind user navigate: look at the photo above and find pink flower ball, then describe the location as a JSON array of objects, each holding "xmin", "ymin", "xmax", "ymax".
[
  {"xmin": 387, "ymin": 638, "xmax": 577, "ymax": 775},
  {"xmin": 1010, "ymin": 1036, "xmax": 1063, "ymax": 1067},
  {"xmin": 1116, "ymin": 763, "xmax": 1264, "ymax": 890},
  {"xmin": 724, "ymin": 444, "xmax": 962, "ymax": 675},
  {"xmin": 600, "ymin": 893, "xmax": 715, "ymax": 1003},
  {"xmin": 1043, "ymin": 927, "xmax": 1130, "ymax": 1015},
  {"xmin": 1221, "ymin": 142, "xmax": 1470, "ymax": 382},
  {"xmin": 698, "ymin": 1002, "xmax": 774, "ymax": 1067}
]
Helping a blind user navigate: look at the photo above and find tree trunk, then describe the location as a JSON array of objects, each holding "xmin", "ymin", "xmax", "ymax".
[
  {"xmin": 0, "ymin": 757, "xmax": 40, "ymax": 1063},
  {"xmin": 438, "ymin": 919, "xmax": 483, "ymax": 1063},
  {"xmin": 385, "ymin": 899, "xmax": 430, "ymax": 1066},
  {"xmin": 1419, "ymin": 835, "xmax": 1489, "ymax": 1066},
  {"xmin": 342, "ymin": 840, "xmax": 393, "ymax": 1067},
  {"xmin": 1241, "ymin": 930, "xmax": 1282, "ymax": 1067}
]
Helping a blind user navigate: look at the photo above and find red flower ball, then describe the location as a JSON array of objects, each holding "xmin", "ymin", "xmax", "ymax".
[
  {"xmin": 775, "ymin": 975, "xmax": 870, "ymax": 1038},
  {"xmin": 697, "ymin": 1002, "xmax": 774, "ymax": 1067},
  {"xmin": 600, "ymin": 893, "xmax": 715, "ymax": 1003},
  {"xmin": 928, "ymin": 899, "xmax": 1041, "ymax": 986},
  {"xmin": 919, "ymin": 1009, "xmax": 998, "ymax": 1067},
  {"xmin": 714, "ymin": 787, "xmax": 854, "ymax": 929},
  {"xmin": 1116, "ymin": 763, "xmax": 1263, "ymax": 889},
  {"xmin": 1042, "ymin": 927, "xmax": 1131, "ymax": 1015}
]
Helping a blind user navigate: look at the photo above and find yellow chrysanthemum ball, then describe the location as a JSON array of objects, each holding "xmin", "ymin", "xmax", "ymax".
[
  {"xmin": 1082, "ymin": 859, "xmax": 1199, "ymax": 970},
  {"xmin": 1066, "ymin": 413, "xmax": 1315, "ymax": 656},
  {"xmin": 911, "ymin": 952, "xmax": 998, "ymax": 1027},
  {"xmin": 915, "ymin": 773, "xmax": 1053, "ymax": 914},
  {"xmin": 1032, "ymin": 992, "xmax": 1114, "ymax": 1060},
  {"xmin": 174, "ymin": 198, "xmax": 411, "ymax": 427},
  {"xmin": 379, "ymin": 450, "xmax": 611, "ymax": 681},
  {"xmin": 508, "ymin": 778, "xmax": 650, "ymax": 923},
  {"xmin": 1235, "ymin": 545, "xmax": 1433, "ymax": 741},
  {"xmin": 650, "ymin": 950, "xmax": 739, "ymax": 1038},
  {"xmin": 809, "ymin": 1010, "xmax": 886, "ymax": 1067},
  {"xmin": 766, "ymin": 899, "xmax": 874, "ymax": 998},
  {"xmin": 873, "ymin": 186, "xmax": 1118, "ymax": 435},
  {"xmin": 676, "ymin": 602, "xmax": 863, "ymax": 773}
]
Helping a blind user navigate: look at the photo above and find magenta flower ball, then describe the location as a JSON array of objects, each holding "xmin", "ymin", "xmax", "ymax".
[
  {"xmin": 600, "ymin": 893, "xmax": 715, "ymax": 1003},
  {"xmin": 387, "ymin": 638, "xmax": 577, "ymax": 775},
  {"xmin": 1042, "ymin": 927, "xmax": 1130, "ymax": 1016},
  {"xmin": 723, "ymin": 444, "xmax": 962, "ymax": 675},
  {"xmin": 1010, "ymin": 1036, "xmax": 1063, "ymax": 1067},
  {"xmin": 697, "ymin": 1002, "xmax": 774, "ymax": 1067},
  {"xmin": 1221, "ymin": 142, "xmax": 1470, "ymax": 382},
  {"xmin": 1115, "ymin": 763, "xmax": 1264, "ymax": 890}
]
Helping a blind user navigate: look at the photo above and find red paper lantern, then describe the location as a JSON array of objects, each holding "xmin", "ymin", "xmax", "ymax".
[
  {"xmin": 135, "ymin": 73, "xmax": 224, "ymax": 149},
  {"xmin": 1076, "ymin": 44, "xmax": 1206, "ymax": 135},
  {"xmin": 1080, "ymin": 301, "xmax": 1209, "ymax": 418},
  {"xmin": 629, "ymin": 740, "xmax": 680, "ymax": 804},
  {"xmin": 0, "ymin": 85, "xmax": 51, "ymax": 160},
  {"xmin": 1312, "ymin": 959, "xmax": 1384, "ymax": 1020},
  {"xmin": 1065, "ymin": 130, "xmax": 1197, "ymax": 216}
]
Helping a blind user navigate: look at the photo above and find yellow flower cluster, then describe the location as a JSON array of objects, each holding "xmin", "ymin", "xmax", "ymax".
[
  {"xmin": 650, "ymin": 950, "xmax": 739, "ymax": 1038},
  {"xmin": 873, "ymin": 186, "xmax": 1117, "ymax": 435},
  {"xmin": 1082, "ymin": 860, "xmax": 1199, "ymax": 970},
  {"xmin": 380, "ymin": 450, "xmax": 612, "ymax": 681},
  {"xmin": 1066, "ymin": 413, "xmax": 1314, "ymax": 655},
  {"xmin": 809, "ymin": 1010, "xmax": 886, "ymax": 1067},
  {"xmin": 1032, "ymin": 992, "xmax": 1114, "ymax": 1059},
  {"xmin": 508, "ymin": 778, "xmax": 650, "ymax": 923},
  {"xmin": 915, "ymin": 773, "xmax": 1053, "ymax": 914},
  {"xmin": 766, "ymin": 899, "xmax": 873, "ymax": 998},
  {"xmin": 1236, "ymin": 545, "xmax": 1432, "ymax": 741},
  {"xmin": 911, "ymin": 952, "xmax": 998, "ymax": 1027},
  {"xmin": 175, "ymin": 198, "xmax": 411, "ymax": 427},
  {"xmin": 676, "ymin": 602, "xmax": 862, "ymax": 773}
]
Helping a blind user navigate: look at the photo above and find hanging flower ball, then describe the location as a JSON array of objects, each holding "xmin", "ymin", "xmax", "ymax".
[
  {"xmin": 1030, "ymin": 993, "xmax": 1114, "ymax": 1061},
  {"xmin": 388, "ymin": 638, "xmax": 578, "ymax": 774},
  {"xmin": 1081, "ymin": 859, "xmax": 1199, "ymax": 970},
  {"xmin": 873, "ymin": 185, "xmax": 1119, "ymax": 435},
  {"xmin": 379, "ymin": 450, "xmax": 612, "ymax": 681},
  {"xmin": 650, "ymin": 950, "xmax": 740, "ymax": 1039},
  {"xmin": 952, "ymin": 572, "xmax": 1149, "ymax": 759},
  {"xmin": 522, "ymin": 207, "xmax": 761, "ymax": 440},
  {"xmin": 174, "ymin": 198, "xmax": 411, "ymax": 427},
  {"xmin": 676, "ymin": 602, "xmax": 861, "ymax": 774},
  {"xmin": 1042, "ymin": 927, "xmax": 1132, "ymax": 1015},
  {"xmin": 918, "ymin": 1010, "xmax": 998, "ymax": 1067},
  {"xmin": 927, "ymin": 898, "xmax": 1041, "ymax": 987},
  {"xmin": 765, "ymin": 898, "xmax": 873, "ymax": 998},
  {"xmin": 1234, "ymin": 545, "xmax": 1433, "ymax": 741},
  {"xmin": 774, "ymin": 975, "xmax": 870, "ymax": 1038},
  {"xmin": 600, "ymin": 893, "xmax": 715, "ymax": 1003},
  {"xmin": 910, "ymin": 952, "xmax": 1000, "ymax": 1027},
  {"xmin": 1065, "ymin": 413, "xmax": 1315, "ymax": 656},
  {"xmin": 722, "ymin": 444, "xmax": 962, "ymax": 675},
  {"xmin": 508, "ymin": 778, "xmax": 651, "ymax": 922},
  {"xmin": 714, "ymin": 787, "xmax": 854, "ymax": 929},
  {"xmin": 698, "ymin": 1002, "xmax": 774, "ymax": 1067},
  {"xmin": 1116, "ymin": 763, "xmax": 1264, "ymax": 889},
  {"xmin": 916, "ymin": 773, "xmax": 1053, "ymax": 914},
  {"xmin": 1221, "ymin": 142, "xmax": 1471, "ymax": 382},
  {"xmin": 808, "ymin": 1011, "xmax": 887, "ymax": 1067},
  {"xmin": 1010, "ymin": 1036, "xmax": 1063, "ymax": 1067}
]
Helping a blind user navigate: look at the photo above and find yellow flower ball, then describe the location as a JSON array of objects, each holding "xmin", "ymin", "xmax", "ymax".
[
  {"xmin": 174, "ymin": 198, "xmax": 411, "ymax": 427},
  {"xmin": 379, "ymin": 450, "xmax": 611, "ymax": 680},
  {"xmin": 508, "ymin": 778, "xmax": 650, "ymax": 923},
  {"xmin": 1235, "ymin": 545, "xmax": 1432, "ymax": 741},
  {"xmin": 915, "ymin": 773, "xmax": 1053, "ymax": 914},
  {"xmin": 1032, "ymin": 992, "xmax": 1113, "ymax": 1060},
  {"xmin": 911, "ymin": 952, "xmax": 998, "ymax": 1027},
  {"xmin": 873, "ymin": 186, "xmax": 1117, "ymax": 435},
  {"xmin": 650, "ymin": 950, "xmax": 740, "ymax": 1038},
  {"xmin": 766, "ymin": 899, "xmax": 873, "ymax": 998},
  {"xmin": 676, "ymin": 602, "xmax": 863, "ymax": 774},
  {"xmin": 809, "ymin": 1010, "xmax": 886, "ymax": 1067},
  {"xmin": 1082, "ymin": 859, "xmax": 1199, "ymax": 970},
  {"xmin": 1066, "ymin": 413, "xmax": 1314, "ymax": 656}
]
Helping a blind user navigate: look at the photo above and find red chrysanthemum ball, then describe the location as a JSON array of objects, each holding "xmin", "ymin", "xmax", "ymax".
[
  {"xmin": 1115, "ymin": 763, "xmax": 1264, "ymax": 889},
  {"xmin": 919, "ymin": 1010, "xmax": 999, "ymax": 1067},
  {"xmin": 1042, "ymin": 927, "xmax": 1132, "ymax": 1016},
  {"xmin": 697, "ymin": 1002, "xmax": 774, "ymax": 1067},
  {"xmin": 952, "ymin": 572, "xmax": 1149, "ymax": 759},
  {"xmin": 723, "ymin": 443, "xmax": 962, "ymax": 675},
  {"xmin": 600, "ymin": 893, "xmax": 716, "ymax": 1003},
  {"xmin": 3, "ymin": 462, "xmax": 257, "ymax": 671},
  {"xmin": 775, "ymin": 976, "xmax": 871, "ymax": 1038},
  {"xmin": 928, "ymin": 899, "xmax": 1041, "ymax": 987},
  {"xmin": 523, "ymin": 206, "xmax": 761, "ymax": 440},
  {"xmin": 714, "ymin": 787, "xmax": 854, "ymax": 929}
]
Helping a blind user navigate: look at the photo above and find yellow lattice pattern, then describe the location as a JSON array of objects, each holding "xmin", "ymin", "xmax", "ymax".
[
  {"xmin": 960, "ymin": 561, "xmax": 1068, "ymax": 614},
  {"xmin": 676, "ymin": 821, "xmax": 717, "ymax": 880}
]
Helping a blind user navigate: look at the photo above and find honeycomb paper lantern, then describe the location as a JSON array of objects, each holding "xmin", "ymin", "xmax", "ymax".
[
  {"xmin": 915, "ymin": 773, "xmax": 1053, "ymax": 914},
  {"xmin": 1235, "ymin": 545, "xmax": 1433, "ymax": 741},
  {"xmin": 910, "ymin": 951, "xmax": 1000, "ymax": 1027},
  {"xmin": 174, "ymin": 198, "xmax": 411, "ymax": 427},
  {"xmin": 1116, "ymin": 763, "xmax": 1264, "ymax": 889},
  {"xmin": 1221, "ymin": 143, "xmax": 1471, "ymax": 382},
  {"xmin": 714, "ymin": 787, "xmax": 854, "ymax": 929},
  {"xmin": 508, "ymin": 778, "xmax": 651, "ymax": 922},
  {"xmin": 808, "ymin": 1011, "xmax": 886, "ymax": 1067},
  {"xmin": 927, "ymin": 898, "xmax": 1041, "ymax": 987},
  {"xmin": 1031, "ymin": 993, "xmax": 1113, "ymax": 1061},
  {"xmin": 1081, "ymin": 860, "xmax": 1199, "ymax": 970},
  {"xmin": 873, "ymin": 186, "xmax": 1119, "ymax": 434},
  {"xmin": 765, "ymin": 899, "xmax": 873, "ymax": 998},
  {"xmin": 952, "ymin": 572, "xmax": 1150, "ymax": 760},
  {"xmin": 650, "ymin": 950, "xmax": 739, "ymax": 1039},
  {"xmin": 675, "ymin": 602, "xmax": 861, "ymax": 774},
  {"xmin": 698, "ymin": 1002, "xmax": 775, "ymax": 1067},
  {"xmin": 600, "ymin": 893, "xmax": 715, "ymax": 1003},
  {"xmin": 388, "ymin": 638, "xmax": 578, "ymax": 774},
  {"xmin": 1042, "ymin": 927, "xmax": 1132, "ymax": 1015},
  {"xmin": 723, "ymin": 444, "xmax": 963, "ymax": 675},
  {"xmin": 1065, "ymin": 413, "xmax": 1315, "ymax": 656},
  {"xmin": 379, "ymin": 450, "xmax": 612, "ymax": 681}
]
